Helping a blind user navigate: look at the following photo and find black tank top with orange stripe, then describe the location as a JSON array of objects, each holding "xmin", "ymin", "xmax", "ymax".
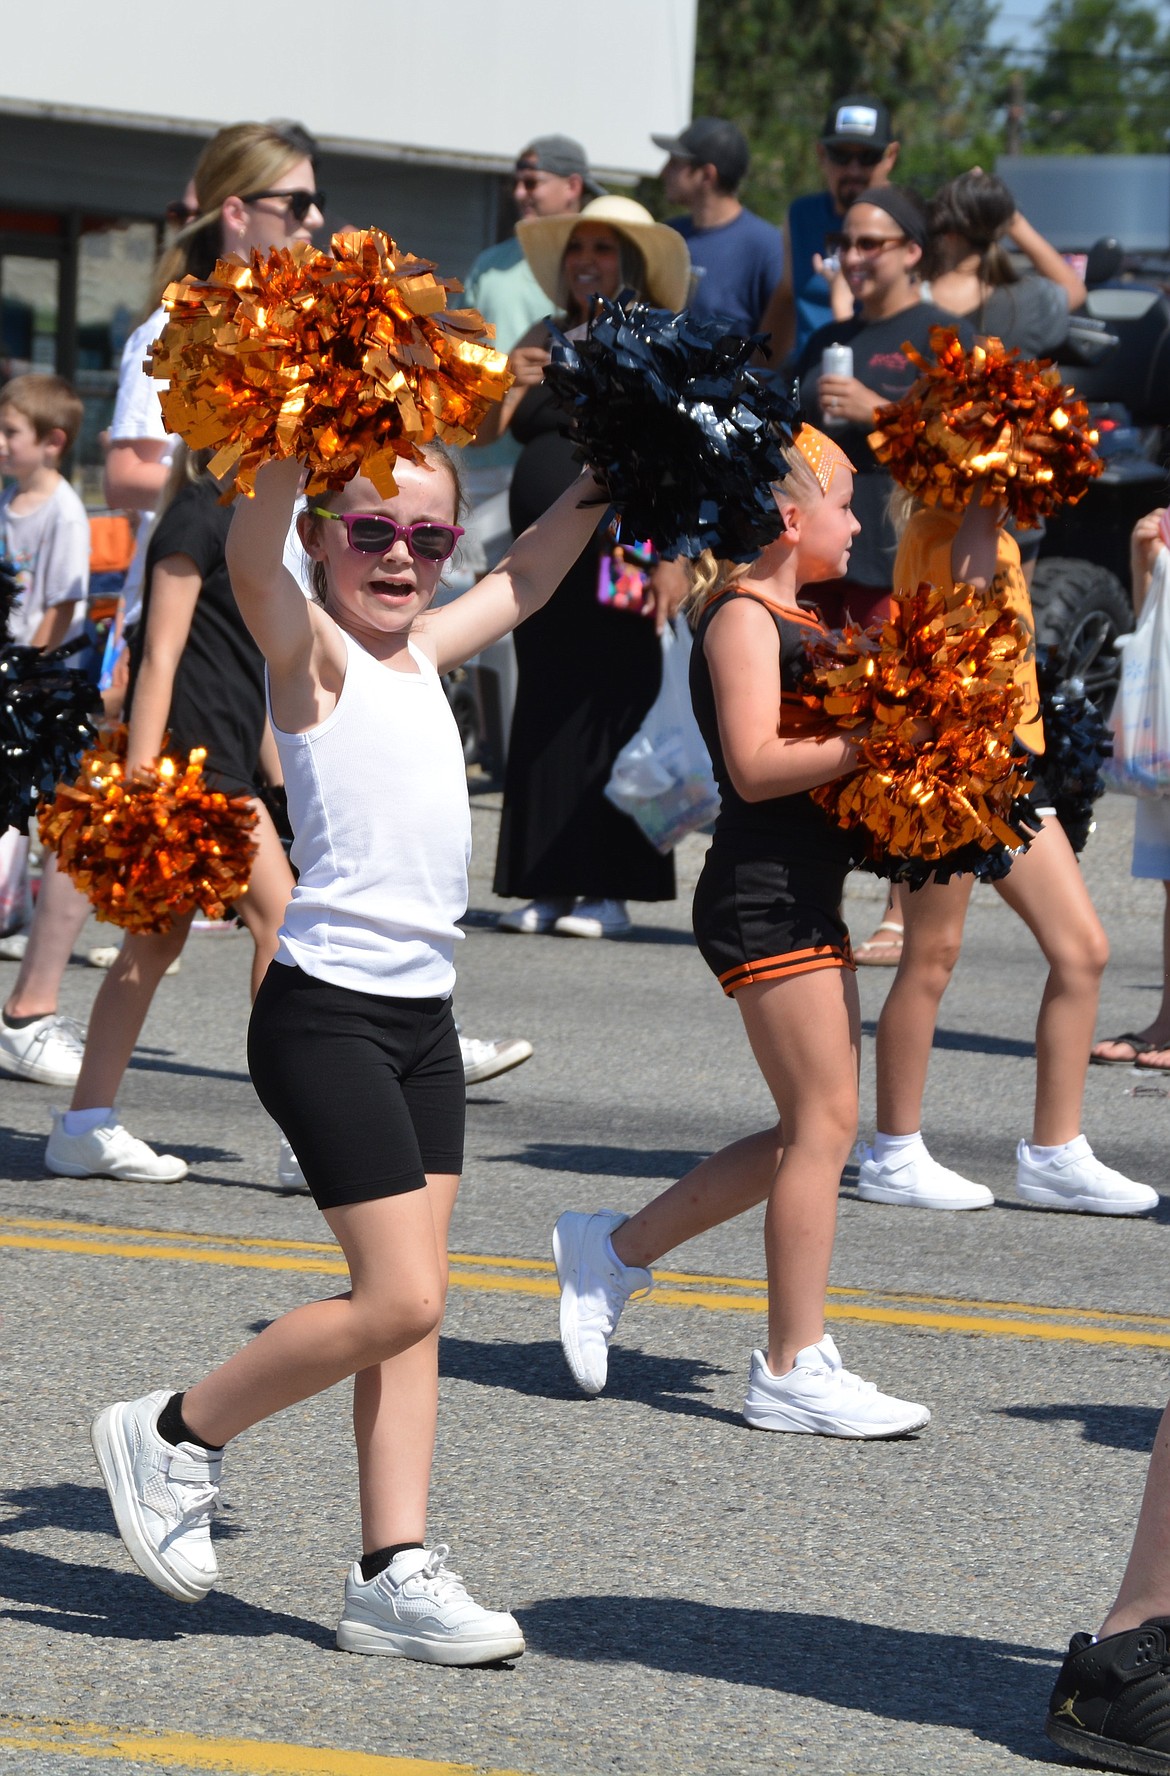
[{"xmin": 690, "ymin": 589, "xmax": 861, "ymax": 868}]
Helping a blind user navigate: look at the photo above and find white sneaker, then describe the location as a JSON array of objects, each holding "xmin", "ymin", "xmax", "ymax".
[
  {"xmin": 552, "ymin": 1209, "xmax": 651, "ymax": 1395},
  {"xmin": 0, "ymin": 931, "xmax": 29, "ymax": 961},
  {"xmin": 497, "ymin": 899, "xmax": 573, "ymax": 935},
  {"xmin": 1015, "ymin": 1137, "xmax": 1159, "ymax": 1215},
  {"xmin": 90, "ymin": 1391, "xmax": 221, "ymax": 1602},
  {"xmin": 0, "ymin": 1012, "xmax": 85, "ymax": 1086},
  {"xmin": 277, "ymin": 1133, "xmax": 310, "ymax": 1194},
  {"xmin": 553, "ymin": 899, "xmax": 631, "ymax": 939},
  {"xmin": 336, "ymin": 1544, "xmax": 525, "ymax": 1665},
  {"xmin": 460, "ymin": 1034, "xmax": 534, "ymax": 1085},
  {"xmin": 856, "ymin": 1142, "xmax": 994, "ymax": 1211},
  {"xmin": 742, "ymin": 1336, "xmax": 931, "ymax": 1438},
  {"xmin": 46, "ymin": 1113, "xmax": 188, "ymax": 1183}
]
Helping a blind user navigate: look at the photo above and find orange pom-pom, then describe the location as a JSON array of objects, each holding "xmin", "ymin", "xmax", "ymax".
[
  {"xmin": 867, "ymin": 327, "xmax": 1101, "ymax": 526},
  {"xmin": 801, "ymin": 579, "xmax": 1036, "ymax": 871},
  {"xmin": 149, "ymin": 229, "xmax": 513, "ymax": 500},
  {"xmin": 38, "ymin": 728, "xmax": 258, "ymax": 934}
]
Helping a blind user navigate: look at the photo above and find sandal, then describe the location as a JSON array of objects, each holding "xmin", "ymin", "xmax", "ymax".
[
  {"xmin": 1134, "ymin": 1046, "xmax": 1170, "ymax": 1073},
  {"xmin": 853, "ymin": 919, "xmax": 904, "ymax": 967},
  {"xmin": 1089, "ymin": 1032, "xmax": 1157, "ymax": 1067}
]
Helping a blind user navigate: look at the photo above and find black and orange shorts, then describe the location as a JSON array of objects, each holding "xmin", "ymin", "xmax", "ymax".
[{"xmin": 692, "ymin": 851, "xmax": 854, "ymax": 997}]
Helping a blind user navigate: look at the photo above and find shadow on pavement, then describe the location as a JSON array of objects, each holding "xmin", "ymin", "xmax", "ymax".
[
  {"xmin": 0, "ymin": 1545, "xmax": 330, "ymax": 1646},
  {"xmin": 0, "ymin": 1481, "xmax": 243, "ymax": 1542},
  {"xmin": 485, "ymin": 1141, "xmax": 707, "ymax": 1179},
  {"xmin": 999, "ymin": 1402, "xmax": 1162, "ymax": 1451},
  {"xmin": 861, "ymin": 1020, "xmax": 1035, "ymax": 1059},
  {"xmin": 517, "ymin": 1595, "xmax": 1056, "ymax": 1759},
  {"xmin": 440, "ymin": 1335, "xmax": 743, "ymax": 1425}
]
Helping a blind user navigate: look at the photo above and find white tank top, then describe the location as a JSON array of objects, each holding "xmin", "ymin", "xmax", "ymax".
[{"xmin": 269, "ymin": 628, "xmax": 471, "ymax": 998}]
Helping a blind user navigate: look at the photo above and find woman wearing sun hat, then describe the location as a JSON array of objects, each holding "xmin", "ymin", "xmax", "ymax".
[{"xmin": 476, "ymin": 197, "xmax": 693, "ymax": 939}]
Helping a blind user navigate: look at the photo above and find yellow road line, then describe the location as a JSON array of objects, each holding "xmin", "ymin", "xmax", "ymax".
[
  {"xmin": 0, "ymin": 1714, "xmax": 527, "ymax": 1776},
  {"xmin": 3, "ymin": 1214, "xmax": 1169, "ymax": 1350}
]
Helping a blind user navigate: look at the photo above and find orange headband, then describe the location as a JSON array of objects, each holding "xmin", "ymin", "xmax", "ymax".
[{"xmin": 793, "ymin": 424, "xmax": 855, "ymax": 493}]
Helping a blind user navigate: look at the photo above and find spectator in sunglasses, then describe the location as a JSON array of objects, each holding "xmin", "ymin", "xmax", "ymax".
[{"xmin": 758, "ymin": 95, "xmax": 900, "ymax": 368}]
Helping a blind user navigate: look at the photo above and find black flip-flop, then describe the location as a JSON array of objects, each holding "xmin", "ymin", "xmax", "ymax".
[
  {"xmin": 1090, "ymin": 1032, "xmax": 1156, "ymax": 1067},
  {"xmin": 1134, "ymin": 1047, "xmax": 1170, "ymax": 1074}
]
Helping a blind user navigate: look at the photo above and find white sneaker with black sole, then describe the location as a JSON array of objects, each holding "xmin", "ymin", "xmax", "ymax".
[
  {"xmin": 743, "ymin": 1335, "xmax": 931, "ymax": 1438},
  {"xmin": 856, "ymin": 1142, "xmax": 994, "ymax": 1211},
  {"xmin": 336, "ymin": 1544, "xmax": 525, "ymax": 1665},
  {"xmin": 0, "ymin": 1011, "xmax": 85, "ymax": 1086},
  {"xmin": 46, "ymin": 1114, "xmax": 188, "ymax": 1183},
  {"xmin": 552, "ymin": 1209, "xmax": 652, "ymax": 1395},
  {"xmin": 1015, "ymin": 1137, "xmax": 1158, "ymax": 1215},
  {"xmin": 90, "ymin": 1391, "xmax": 221, "ymax": 1602},
  {"xmin": 460, "ymin": 1034, "xmax": 533, "ymax": 1085}
]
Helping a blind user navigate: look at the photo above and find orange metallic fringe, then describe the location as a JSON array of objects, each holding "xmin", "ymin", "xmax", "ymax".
[
  {"xmin": 38, "ymin": 728, "xmax": 258, "ymax": 934},
  {"xmin": 150, "ymin": 229, "xmax": 513, "ymax": 500},
  {"xmin": 802, "ymin": 580, "xmax": 1035, "ymax": 864},
  {"xmin": 868, "ymin": 327, "xmax": 1101, "ymax": 525}
]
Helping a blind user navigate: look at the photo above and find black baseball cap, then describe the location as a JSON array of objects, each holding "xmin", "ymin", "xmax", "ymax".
[
  {"xmin": 819, "ymin": 96, "xmax": 895, "ymax": 151},
  {"xmin": 516, "ymin": 135, "xmax": 606, "ymax": 198},
  {"xmin": 650, "ymin": 117, "xmax": 750, "ymax": 190}
]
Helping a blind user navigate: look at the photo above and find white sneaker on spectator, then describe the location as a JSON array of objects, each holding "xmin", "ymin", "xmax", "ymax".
[
  {"xmin": 552, "ymin": 1209, "xmax": 651, "ymax": 1394},
  {"xmin": 90, "ymin": 1390, "xmax": 221, "ymax": 1602},
  {"xmin": 553, "ymin": 899, "xmax": 631, "ymax": 939},
  {"xmin": 743, "ymin": 1336, "xmax": 931, "ymax": 1438},
  {"xmin": 0, "ymin": 931, "xmax": 29, "ymax": 961},
  {"xmin": 46, "ymin": 1113, "xmax": 188, "ymax": 1183},
  {"xmin": 0, "ymin": 1012, "xmax": 85, "ymax": 1086},
  {"xmin": 336, "ymin": 1544, "xmax": 525, "ymax": 1664},
  {"xmin": 856, "ymin": 1143, "xmax": 993, "ymax": 1211},
  {"xmin": 497, "ymin": 899, "xmax": 573, "ymax": 935},
  {"xmin": 1015, "ymin": 1137, "xmax": 1158, "ymax": 1215},
  {"xmin": 277, "ymin": 1134, "xmax": 310, "ymax": 1194},
  {"xmin": 460, "ymin": 1035, "xmax": 533, "ymax": 1085}
]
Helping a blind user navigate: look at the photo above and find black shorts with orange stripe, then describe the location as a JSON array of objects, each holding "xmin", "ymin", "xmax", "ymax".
[{"xmin": 692, "ymin": 849, "xmax": 854, "ymax": 997}]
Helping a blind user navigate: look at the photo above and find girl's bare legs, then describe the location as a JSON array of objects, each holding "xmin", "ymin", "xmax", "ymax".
[
  {"xmin": 992, "ymin": 817, "xmax": 1109, "ymax": 1145},
  {"xmin": 875, "ymin": 874, "xmax": 974, "ymax": 1135},
  {"xmin": 1099, "ymin": 1399, "xmax": 1170, "ymax": 1635},
  {"xmin": 180, "ymin": 1187, "xmax": 446, "ymax": 1462},
  {"xmin": 3, "ymin": 855, "xmax": 91, "ymax": 1019},
  {"xmin": 69, "ymin": 799, "xmax": 294, "ymax": 1112},
  {"xmin": 611, "ymin": 1130, "xmax": 781, "ymax": 1271},
  {"xmin": 352, "ymin": 1171, "xmax": 459, "ymax": 1552},
  {"xmin": 739, "ymin": 966, "xmax": 861, "ymax": 1374}
]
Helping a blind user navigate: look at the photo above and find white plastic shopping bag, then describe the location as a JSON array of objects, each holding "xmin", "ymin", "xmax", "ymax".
[
  {"xmin": 605, "ymin": 617, "xmax": 720, "ymax": 852},
  {"xmin": 1106, "ymin": 533, "xmax": 1170, "ymax": 796}
]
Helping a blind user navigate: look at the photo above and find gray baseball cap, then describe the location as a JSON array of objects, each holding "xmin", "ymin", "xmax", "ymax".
[{"xmin": 515, "ymin": 135, "xmax": 607, "ymax": 197}]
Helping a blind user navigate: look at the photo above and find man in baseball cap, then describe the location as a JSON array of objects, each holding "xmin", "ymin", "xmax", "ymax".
[
  {"xmin": 650, "ymin": 116, "xmax": 782, "ymax": 333},
  {"xmin": 758, "ymin": 93, "xmax": 900, "ymax": 366}
]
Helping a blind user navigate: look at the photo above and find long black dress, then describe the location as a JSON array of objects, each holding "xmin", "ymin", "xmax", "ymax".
[{"xmin": 493, "ymin": 381, "xmax": 675, "ymax": 903}]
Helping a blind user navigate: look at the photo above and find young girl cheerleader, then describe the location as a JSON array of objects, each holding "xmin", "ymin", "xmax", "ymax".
[
  {"xmin": 91, "ymin": 443, "xmax": 605, "ymax": 1661},
  {"xmin": 553, "ymin": 427, "xmax": 931, "ymax": 1437},
  {"xmin": 856, "ymin": 489, "xmax": 1158, "ymax": 1215},
  {"xmin": 44, "ymin": 444, "xmax": 296, "ymax": 1185}
]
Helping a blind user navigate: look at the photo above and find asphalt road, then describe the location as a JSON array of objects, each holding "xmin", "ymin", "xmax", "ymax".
[{"xmin": 1, "ymin": 788, "xmax": 1168, "ymax": 1776}]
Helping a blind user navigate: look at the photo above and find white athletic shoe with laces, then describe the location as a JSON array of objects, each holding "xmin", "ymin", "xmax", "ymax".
[
  {"xmin": 46, "ymin": 1113, "xmax": 188, "ymax": 1183},
  {"xmin": 459, "ymin": 1034, "xmax": 534, "ymax": 1085},
  {"xmin": 0, "ymin": 1011, "xmax": 85, "ymax": 1086},
  {"xmin": 90, "ymin": 1391, "xmax": 222, "ymax": 1602},
  {"xmin": 336, "ymin": 1544, "xmax": 525, "ymax": 1664},
  {"xmin": 1014, "ymin": 1137, "xmax": 1158, "ymax": 1215},
  {"xmin": 743, "ymin": 1335, "xmax": 931, "ymax": 1439},
  {"xmin": 552, "ymin": 1209, "xmax": 652, "ymax": 1395},
  {"xmin": 856, "ymin": 1142, "xmax": 994, "ymax": 1211}
]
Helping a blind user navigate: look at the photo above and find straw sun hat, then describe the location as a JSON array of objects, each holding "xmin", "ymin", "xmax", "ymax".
[{"xmin": 516, "ymin": 195, "xmax": 692, "ymax": 313}]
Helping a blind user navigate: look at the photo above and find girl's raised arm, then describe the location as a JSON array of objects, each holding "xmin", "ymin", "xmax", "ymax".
[
  {"xmin": 225, "ymin": 457, "xmax": 320, "ymax": 674},
  {"xmin": 949, "ymin": 487, "xmax": 1005, "ymax": 594},
  {"xmin": 419, "ymin": 468, "xmax": 606, "ymax": 675}
]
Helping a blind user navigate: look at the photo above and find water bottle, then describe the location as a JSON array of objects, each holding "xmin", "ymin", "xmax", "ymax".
[{"xmin": 820, "ymin": 343, "xmax": 853, "ymax": 428}]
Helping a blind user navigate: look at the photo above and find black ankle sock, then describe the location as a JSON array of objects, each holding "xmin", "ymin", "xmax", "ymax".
[
  {"xmin": 2, "ymin": 1009, "xmax": 44, "ymax": 1029},
  {"xmin": 360, "ymin": 1542, "xmax": 424, "ymax": 1583},
  {"xmin": 156, "ymin": 1391, "xmax": 224, "ymax": 1454}
]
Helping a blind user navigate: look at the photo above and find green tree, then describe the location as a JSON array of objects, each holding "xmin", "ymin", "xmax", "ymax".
[
  {"xmin": 651, "ymin": 0, "xmax": 1005, "ymax": 223},
  {"xmin": 1024, "ymin": 0, "xmax": 1170, "ymax": 152}
]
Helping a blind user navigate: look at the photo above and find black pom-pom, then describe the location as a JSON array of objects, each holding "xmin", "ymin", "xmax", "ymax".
[
  {"xmin": 1033, "ymin": 643, "xmax": 1112, "ymax": 855},
  {"xmin": 543, "ymin": 300, "xmax": 801, "ymax": 562},
  {"xmin": 0, "ymin": 644, "xmax": 97, "ymax": 834},
  {"xmin": 859, "ymin": 798, "xmax": 1044, "ymax": 892}
]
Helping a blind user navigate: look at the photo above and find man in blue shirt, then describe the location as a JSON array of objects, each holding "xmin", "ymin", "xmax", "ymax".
[
  {"xmin": 758, "ymin": 95, "xmax": 901, "ymax": 369},
  {"xmin": 649, "ymin": 117, "xmax": 782, "ymax": 333}
]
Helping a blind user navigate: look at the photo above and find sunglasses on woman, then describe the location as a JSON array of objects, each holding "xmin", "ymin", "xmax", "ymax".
[
  {"xmin": 824, "ymin": 146, "xmax": 885, "ymax": 169},
  {"xmin": 242, "ymin": 188, "xmax": 327, "ymax": 223},
  {"xmin": 310, "ymin": 509, "xmax": 465, "ymax": 562},
  {"xmin": 826, "ymin": 231, "xmax": 909, "ymax": 257}
]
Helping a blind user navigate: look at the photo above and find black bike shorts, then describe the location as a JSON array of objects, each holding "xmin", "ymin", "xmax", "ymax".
[{"xmin": 692, "ymin": 851, "xmax": 854, "ymax": 997}]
